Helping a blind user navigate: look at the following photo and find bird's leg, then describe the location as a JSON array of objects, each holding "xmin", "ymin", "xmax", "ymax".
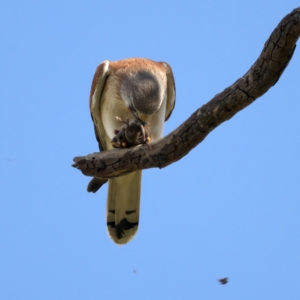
[
  {"xmin": 145, "ymin": 136, "xmax": 151, "ymax": 149},
  {"xmin": 139, "ymin": 124, "xmax": 146, "ymax": 143},
  {"xmin": 139, "ymin": 123, "xmax": 151, "ymax": 149},
  {"xmin": 139, "ymin": 125, "xmax": 150, "ymax": 149}
]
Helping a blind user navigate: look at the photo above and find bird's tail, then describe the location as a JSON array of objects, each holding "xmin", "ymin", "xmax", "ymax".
[{"xmin": 106, "ymin": 171, "xmax": 141, "ymax": 244}]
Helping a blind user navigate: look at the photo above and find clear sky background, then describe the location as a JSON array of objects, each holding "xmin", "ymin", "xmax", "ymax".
[{"xmin": 1, "ymin": 1, "xmax": 299, "ymax": 299}]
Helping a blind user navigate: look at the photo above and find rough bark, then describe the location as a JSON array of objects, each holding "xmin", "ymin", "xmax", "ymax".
[{"xmin": 73, "ymin": 7, "xmax": 300, "ymax": 180}]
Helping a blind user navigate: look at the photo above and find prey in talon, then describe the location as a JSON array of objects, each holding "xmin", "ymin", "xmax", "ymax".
[
  {"xmin": 111, "ymin": 116, "xmax": 151, "ymax": 148},
  {"xmin": 111, "ymin": 127, "xmax": 127, "ymax": 148}
]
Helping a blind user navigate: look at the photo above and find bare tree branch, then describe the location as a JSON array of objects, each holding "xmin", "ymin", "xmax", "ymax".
[{"xmin": 73, "ymin": 7, "xmax": 300, "ymax": 180}]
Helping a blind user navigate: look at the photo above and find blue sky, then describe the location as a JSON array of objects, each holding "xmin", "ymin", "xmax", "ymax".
[{"xmin": 1, "ymin": 1, "xmax": 299, "ymax": 299}]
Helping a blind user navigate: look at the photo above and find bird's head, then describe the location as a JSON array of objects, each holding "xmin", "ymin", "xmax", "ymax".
[{"xmin": 120, "ymin": 70, "xmax": 164, "ymax": 120}]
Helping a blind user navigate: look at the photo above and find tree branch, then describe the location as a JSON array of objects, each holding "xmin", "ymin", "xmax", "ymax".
[{"xmin": 73, "ymin": 7, "xmax": 300, "ymax": 179}]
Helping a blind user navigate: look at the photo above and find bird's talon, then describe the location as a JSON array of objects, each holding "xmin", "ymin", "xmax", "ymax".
[
  {"xmin": 112, "ymin": 142, "xmax": 121, "ymax": 148},
  {"xmin": 145, "ymin": 139, "xmax": 151, "ymax": 150}
]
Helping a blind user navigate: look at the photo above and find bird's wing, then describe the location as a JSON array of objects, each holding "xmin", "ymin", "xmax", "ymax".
[
  {"xmin": 87, "ymin": 61, "xmax": 111, "ymax": 192},
  {"xmin": 89, "ymin": 60, "xmax": 111, "ymax": 151},
  {"xmin": 159, "ymin": 61, "xmax": 176, "ymax": 121}
]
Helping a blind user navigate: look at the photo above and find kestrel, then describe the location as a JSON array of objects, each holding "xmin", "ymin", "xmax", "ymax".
[{"xmin": 88, "ymin": 58, "xmax": 176, "ymax": 244}]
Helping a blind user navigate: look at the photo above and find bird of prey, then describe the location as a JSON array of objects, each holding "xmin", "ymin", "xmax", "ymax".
[{"xmin": 88, "ymin": 58, "xmax": 176, "ymax": 244}]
